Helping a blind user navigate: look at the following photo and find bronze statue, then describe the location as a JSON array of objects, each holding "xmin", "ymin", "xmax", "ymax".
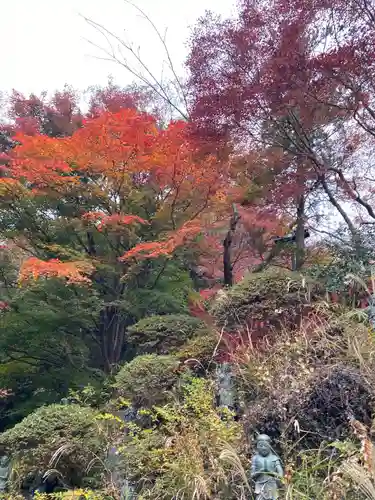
[{"xmin": 251, "ymin": 434, "xmax": 283, "ymax": 500}]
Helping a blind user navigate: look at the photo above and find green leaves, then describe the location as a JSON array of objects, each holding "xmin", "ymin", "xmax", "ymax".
[
  {"xmin": 0, "ymin": 404, "xmax": 116, "ymax": 490},
  {"xmin": 127, "ymin": 314, "xmax": 204, "ymax": 355},
  {"xmin": 114, "ymin": 354, "xmax": 181, "ymax": 408}
]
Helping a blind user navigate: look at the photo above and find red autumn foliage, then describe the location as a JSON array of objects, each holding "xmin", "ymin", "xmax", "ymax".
[
  {"xmin": 187, "ymin": 0, "xmax": 375, "ymax": 237},
  {"xmin": 5, "ymin": 87, "xmax": 83, "ymax": 138},
  {"xmin": 87, "ymin": 82, "xmax": 142, "ymax": 117},
  {"xmin": 0, "ymin": 301, "xmax": 9, "ymax": 311},
  {"xmin": 1, "ymin": 82, "xmax": 143, "ymax": 143}
]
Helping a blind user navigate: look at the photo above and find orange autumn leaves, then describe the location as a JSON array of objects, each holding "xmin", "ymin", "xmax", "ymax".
[
  {"xmin": 8, "ymin": 109, "xmax": 223, "ymax": 195},
  {"xmin": 8, "ymin": 109, "xmax": 157, "ymax": 190},
  {"xmin": 119, "ymin": 220, "xmax": 203, "ymax": 261},
  {"xmin": 18, "ymin": 258, "xmax": 94, "ymax": 285},
  {"xmin": 81, "ymin": 212, "xmax": 149, "ymax": 232},
  {"xmin": 3, "ymin": 108, "xmax": 227, "ymax": 285}
]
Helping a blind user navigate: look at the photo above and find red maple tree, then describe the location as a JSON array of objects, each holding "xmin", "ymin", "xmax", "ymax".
[{"xmin": 187, "ymin": 0, "xmax": 375, "ymax": 257}]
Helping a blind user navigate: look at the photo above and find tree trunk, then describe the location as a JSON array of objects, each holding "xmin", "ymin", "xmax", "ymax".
[
  {"xmin": 223, "ymin": 205, "xmax": 240, "ymax": 287},
  {"xmin": 319, "ymin": 175, "xmax": 359, "ymax": 240},
  {"xmin": 293, "ymin": 196, "xmax": 305, "ymax": 271},
  {"xmin": 98, "ymin": 305, "xmax": 127, "ymax": 373},
  {"xmin": 319, "ymin": 174, "xmax": 362, "ymax": 255}
]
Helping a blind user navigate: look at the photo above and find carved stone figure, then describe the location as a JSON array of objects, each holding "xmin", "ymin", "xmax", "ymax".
[
  {"xmin": 250, "ymin": 434, "xmax": 283, "ymax": 500},
  {"xmin": 216, "ymin": 362, "xmax": 235, "ymax": 410},
  {"xmin": 0, "ymin": 454, "xmax": 10, "ymax": 492},
  {"xmin": 365, "ymin": 294, "xmax": 375, "ymax": 329}
]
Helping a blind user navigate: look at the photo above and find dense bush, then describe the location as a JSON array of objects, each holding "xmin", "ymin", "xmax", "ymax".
[
  {"xmin": 176, "ymin": 329, "xmax": 217, "ymax": 368},
  {"xmin": 0, "ymin": 404, "xmax": 118, "ymax": 491},
  {"xmin": 127, "ymin": 314, "xmax": 205, "ymax": 355},
  {"xmin": 114, "ymin": 354, "xmax": 181, "ymax": 407},
  {"xmin": 307, "ymin": 225, "xmax": 375, "ymax": 295},
  {"xmin": 210, "ymin": 267, "xmax": 322, "ymax": 335}
]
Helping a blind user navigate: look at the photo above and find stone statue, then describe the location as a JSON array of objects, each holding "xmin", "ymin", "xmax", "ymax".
[
  {"xmin": 250, "ymin": 434, "xmax": 283, "ymax": 500},
  {"xmin": 0, "ymin": 454, "xmax": 10, "ymax": 492},
  {"xmin": 365, "ymin": 294, "xmax": 375, "ymax": 329},
  {"xmin": 216, "ymin": 362, "xmax": 235, "ymax": 410}
]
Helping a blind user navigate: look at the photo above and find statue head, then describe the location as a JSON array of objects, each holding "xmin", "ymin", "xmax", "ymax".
[
  {"xmin": 0, "ymin": 455, "xmax": 9, "ymax": 467},
  {"xmin": 256, "ymin": 434, "xmax": 272, "ymax": 457}
]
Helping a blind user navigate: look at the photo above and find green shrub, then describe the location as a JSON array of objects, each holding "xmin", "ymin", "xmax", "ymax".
[
  {"xmin": 114, "ymin": 354, "xmax": 181, "ymax": 407},
  {"xmin": 176, "ymin": 329, "xmax": 217, "ymax": 368},
  {"xmin": 127, "ymin": 314, "xmax": 204, "ymax": 355},
  {"xmin": 0, "ymin": 404, "xmax": 118, "ymax": 491},
  {"xmin": 210, "ymin": 267, "xmax": 322, "ymax": 332}
]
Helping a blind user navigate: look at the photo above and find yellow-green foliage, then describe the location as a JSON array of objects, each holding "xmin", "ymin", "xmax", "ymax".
[
  {"xmin": 0, "ymin": 495, "xmax": 24, "ymax": 500},
  {"xmin": 210, "ymin": 267, "xmax": 322, "ymax": 330},
  {"xmin": 114, "ymin": 354, "xmax": 181, "ymax": 407},
  {"xmin": 120, "ymin": 376, "xmax": 246, "ymax": 499},
  {"xmin": 283, "ymin": 443, "xmax": 358, "ymax": 500},
  {"xmin": 127, "ymin": 314, "xmax": 205, "ymax": 355},
  {"xmin": 32, "ymin": 490, "xmax": 113, "ymax": 499}
]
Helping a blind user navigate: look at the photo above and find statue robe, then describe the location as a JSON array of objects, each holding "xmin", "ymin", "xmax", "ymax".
[{"xmin": 251, "ymin": 453, "xmax": 283, "ymax": 500}]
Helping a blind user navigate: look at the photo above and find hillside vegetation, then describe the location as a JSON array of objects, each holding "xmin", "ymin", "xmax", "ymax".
[{"xmin": 1, "ymin": 0, "xmax": 375, "ymax": 497}]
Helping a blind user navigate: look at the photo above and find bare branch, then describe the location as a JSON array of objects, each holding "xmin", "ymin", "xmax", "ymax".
[
  {"xmin": 123, "ymin": 0, "xmax": 189, "ymax": 115},
  {"xmin": 329, "ymin": 166, "xmax": 375, "ymax": 220},
  {"xmin": 82, "ymin": 14, "xmax": 188, "ymax": 121}
]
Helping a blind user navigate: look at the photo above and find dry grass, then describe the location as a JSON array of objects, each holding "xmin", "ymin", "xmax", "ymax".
[{"xmin": 224, "ymin": 305, "xmax": 375, "ymax": 454}]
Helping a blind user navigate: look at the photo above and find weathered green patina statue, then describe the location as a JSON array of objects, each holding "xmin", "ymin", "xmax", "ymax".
[
  {"xmin": 250, "ymin": 434, "xmax": 283, "ymax": 500},
  {"xmin": 0, "ymin": 455, "xmax": 10, "ymax": 492}
]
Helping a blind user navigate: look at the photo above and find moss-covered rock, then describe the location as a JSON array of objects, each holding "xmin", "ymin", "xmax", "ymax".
[
  {"xmin": 114, "ymin": 354, "xmax": 181, "ymax": 407},
  {"xmin": 210, "ymin": 267, "xmax": 322, "ymax": 334},
  {"xmin": 127, "ymin": 314, "xmax": 205, "ymax": 355},
  {"xmin": 0, "ymin": 404, "xmax": 115, "ymax": 491}
]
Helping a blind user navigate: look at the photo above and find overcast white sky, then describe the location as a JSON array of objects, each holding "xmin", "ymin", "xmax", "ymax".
[{"xmin": 0, "ymin": 0, "xmax": 234, "ymax": 96}]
